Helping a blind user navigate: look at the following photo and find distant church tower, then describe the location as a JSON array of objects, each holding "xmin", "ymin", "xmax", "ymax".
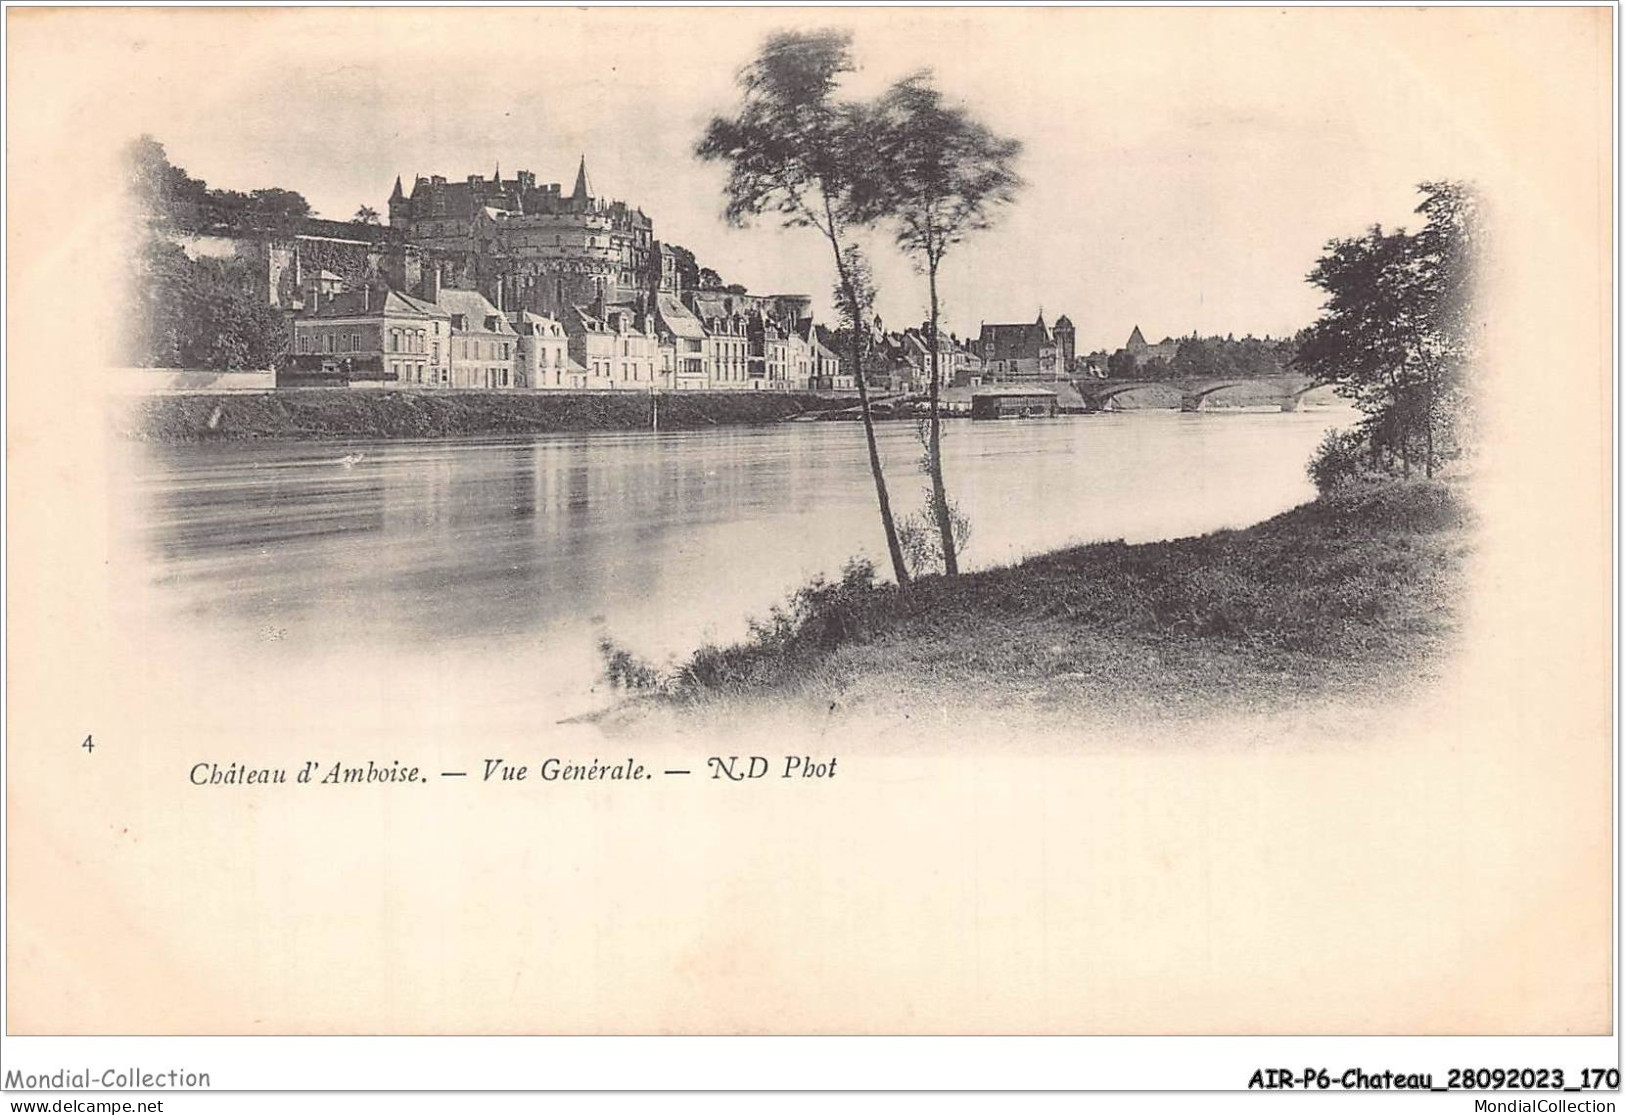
[
  {"xmin": 1053, "ymin": 314, "xmax": 1076, "ymax": 373},
  {"xmin": 387, "ymin": 175, "xmax": 409, "ymax": 228}
]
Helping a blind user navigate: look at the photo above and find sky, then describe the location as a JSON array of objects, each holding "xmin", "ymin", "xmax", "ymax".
[{"xmin": 104, "ymin": 6, "xmax": 1510, "ymax": 352}]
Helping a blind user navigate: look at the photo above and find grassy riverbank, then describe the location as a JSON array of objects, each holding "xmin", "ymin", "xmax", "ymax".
[
  {"xmin": 606, "ymin": 480, "xmax": 1471, "ymax": 722},
  {"xmin": 119, "ymin": 389, "xmax": 857, "ymax": 442}
]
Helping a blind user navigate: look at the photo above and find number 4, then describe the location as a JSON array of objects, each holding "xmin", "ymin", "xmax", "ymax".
[{"xmin": 82, "ymin": 734, "xmax": 93, "ymax": 754}]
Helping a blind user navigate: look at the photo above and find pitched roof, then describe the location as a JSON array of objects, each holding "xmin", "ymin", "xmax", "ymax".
[
  {"xmin": 391, "ymin": 290, "xmax": 449, "ymax": 317},
  {"xmin": 979, "ymin": 320, "xmax": 1053, "ymax": 359},
  {"xmin": 509, "ymin": 311, "xmax": 564, "ymax": 337},
  {"xmin": 688, "ymin": 294, "xmax": 732, "ymax": 320},
  {"xmin": 306, "ymin": 287, "xmax": 448, "ymax": 320},
  {"xmin": 563, "ymin": 305, "xmax": 608, "ymax": 333},
  {"xmin": 435, "ymin": 288, "xmax": 511, "ymax": 332},
  {"xmin": 654, "ymin": 294, "xmax": 706, "ymax": 339}
]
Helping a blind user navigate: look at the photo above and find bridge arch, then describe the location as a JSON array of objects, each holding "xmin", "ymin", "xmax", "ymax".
[
  {"xmin": 1179, "ymin": 376, "xmax": 1318, "ymax": 412},
  {"xmin": 1077, "ymin": 381, "xmax": 1182, "ymax": 411},
  {"xmin": 1279, "ymin": 382, "xmax": 1339, "ymax": 412}
]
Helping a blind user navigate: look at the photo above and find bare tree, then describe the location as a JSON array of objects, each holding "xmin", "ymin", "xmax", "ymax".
[
  {"xmin": 846, "ymin": 72, "xmax": 1023, "ymax": 575},
  {"xmin": 696, "ymin": 29, "xmax": 911, "ymax": 587}
]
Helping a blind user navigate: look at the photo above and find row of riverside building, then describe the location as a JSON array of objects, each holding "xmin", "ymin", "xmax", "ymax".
[
  {"xmin": 282, "ymin": 157, "xmax": 1085, "ymax": 393},
  {"xmin": 288, "ymin": 279, "xmax": 853, "ymax": 391}
]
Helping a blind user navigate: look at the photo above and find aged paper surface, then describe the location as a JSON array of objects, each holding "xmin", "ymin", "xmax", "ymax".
[{"xmin": 5, "ymin": 6, "xmax": 1613, "ymax": 1034}]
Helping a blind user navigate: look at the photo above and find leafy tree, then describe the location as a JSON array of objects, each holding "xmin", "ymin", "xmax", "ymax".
[
  {"xmin": 1298, "ymin": 226, "xmax": 1418, "ymax": 470},
  {"xmin": 697, "ymin": 28, "xmax": 910, "ymax": 585},
  {"xmin": 1106, "ymin": 350, "xmax": 1139, "ymax": 379},
  {"xmin": 1297, "ymin": 181, "xmax": 1479, "ymax": 478},
  {"xmin": 246, "ymin": 187, "xmax": 311, "ymax": 229},
  {"xmin": 181, "ymin": 256, "xmax": 292, "ymax": 369},
  {"xmin": 123, "ymin": 238, "xmax": 288, "ymax": 370},
  {"xmin": 126, "ymin": 134, "xmax": 201, "ymax": 217},
  {"xmin": 354, "ymin": 205, "xmax": 381, "ymax": 224},
  {"xmin": 843, "ymin": 71, "xmax": 1022, "ymax": 577},
  {"xmin": 125, "ymin": 237, "xmax": 194, "ymax": 366},
  {"xmin": 697, "ymin": 267, "xmax": 725, "ymax": 290},
  {"xmin": 121, "ymin": 134, "xmax": 311, "ymax": 232},
  {"xmin": 1172, "ymin": 337, "xmax": 1215, "ymax": 379},
  {"xmin": 1141, "ymin": 356, "xmax": 1174, "ymax": 381}
]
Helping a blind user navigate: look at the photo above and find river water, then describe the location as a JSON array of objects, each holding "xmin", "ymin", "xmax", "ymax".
[{"xmin": 111, "ymin": 406, "xmax": 1353, "ymax": 722}]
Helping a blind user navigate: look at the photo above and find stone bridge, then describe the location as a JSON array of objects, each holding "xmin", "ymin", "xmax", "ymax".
[{"xmin": 1074, "ymin": 375, "xmax": 1331, "ymax": 413}]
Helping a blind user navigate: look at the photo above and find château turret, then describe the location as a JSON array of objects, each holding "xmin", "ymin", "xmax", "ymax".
[{"xmin": 571, "ymin": 155, "xmax": 593, "ymax": 203}]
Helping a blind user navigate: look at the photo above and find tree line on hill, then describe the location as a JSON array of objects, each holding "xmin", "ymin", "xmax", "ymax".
[
  {"xmin": 121, "ymin": 137, "xmax": 292, "ymax": 370},
  {"xmin": 126, "ymin": 135, "xmax": 313, "ymax": 235}
]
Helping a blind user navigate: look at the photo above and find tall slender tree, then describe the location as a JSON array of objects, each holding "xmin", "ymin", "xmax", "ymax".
[
  {"xmin": 696, "ymin": 29, "xmax": 910, "ymax": 585},
  {"xmin": 845, "ymin": 72, "xmax": 1022, "ymax": 575}
]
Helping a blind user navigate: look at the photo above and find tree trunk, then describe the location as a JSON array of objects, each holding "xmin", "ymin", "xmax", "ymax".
[
  {"xmin": 1424, "ymin": 367, "xmax": 1435, "ymax": 479},
  {"xmin": 1400, "ymin": 409, "xmax": 1411, "ymax": 477},
  {"xmin": 835, "ymin": 265, "xmax": 909, "ymax": 588},
  {"xmin": 926, "ymin": 262, "xmax": 958, "ymax": 576},
  {"xmin": 1394, "ymin": 379, "xmax": 1411, "ymax": 478}
]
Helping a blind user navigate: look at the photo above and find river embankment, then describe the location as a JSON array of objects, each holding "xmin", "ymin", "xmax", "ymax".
[
  {"xmin": 118, "ymin": 389, "xmax": 861, "ymax": 442},
  {"xmin": 600, "ymin": 480, "xmax": 1471, "ymax": 724}
]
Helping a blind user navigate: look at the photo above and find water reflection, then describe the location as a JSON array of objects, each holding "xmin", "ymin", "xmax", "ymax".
[{"xmin": 114, "ymin": 408, "xmax": 1354, "ymax": 668}]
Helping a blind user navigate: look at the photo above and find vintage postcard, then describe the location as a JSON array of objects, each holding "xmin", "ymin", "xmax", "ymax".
[{"xmin": 3, "ymin": 4, "xmax": 1613, "ymax": 1042}]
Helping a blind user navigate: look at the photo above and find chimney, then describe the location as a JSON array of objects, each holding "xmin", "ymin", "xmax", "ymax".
[
  {"xmin": 425, "ymin": 265, "xmax": 442, "ymax": 304},
  {"xmin": 496, "ymin": 276, "xmax": 505, "ymax": 313}
]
